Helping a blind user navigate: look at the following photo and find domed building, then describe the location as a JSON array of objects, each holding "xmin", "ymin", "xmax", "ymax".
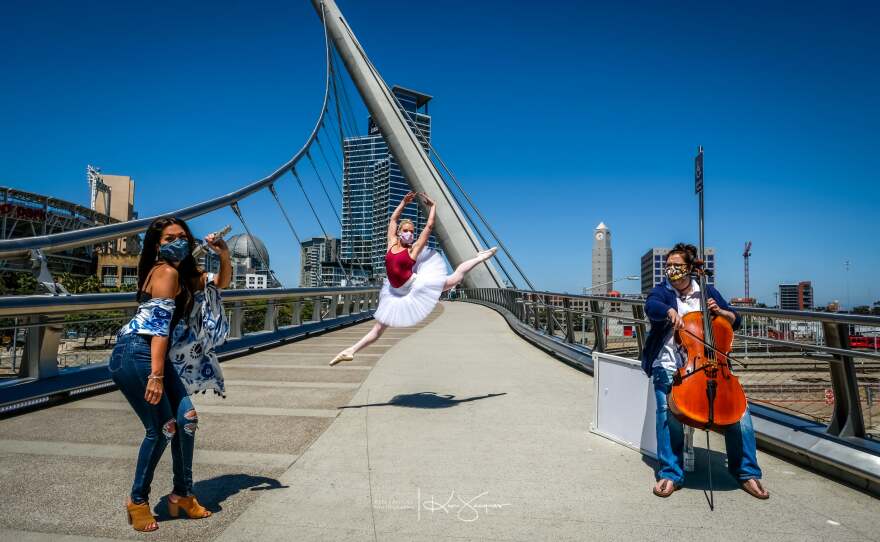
[{"xmin": 204, "ymin": 233, "xmax": 280, "ymax": 289}]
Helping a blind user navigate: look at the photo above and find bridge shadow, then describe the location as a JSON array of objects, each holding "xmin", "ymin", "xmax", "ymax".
[
  {"xmin": 339, "ymin": 391, "xmax": 507, "ymax": 410},
  {"xmin": 154, "ymin": 473, "xmax": 288, "ymax": 520},
  {"xmin": 641, "ymin": 448, "xmax": 742, "ymax": 495}
]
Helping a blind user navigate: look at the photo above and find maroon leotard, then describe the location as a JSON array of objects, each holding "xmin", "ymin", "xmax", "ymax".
[{"xmin": 385, "ymin": 247, "xmax": 416, "ymax": 288}]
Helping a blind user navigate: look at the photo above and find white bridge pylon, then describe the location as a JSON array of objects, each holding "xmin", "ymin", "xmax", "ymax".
[{"xmin": 312, "ymin": 0, "xmax": 504, "ymax": 289}]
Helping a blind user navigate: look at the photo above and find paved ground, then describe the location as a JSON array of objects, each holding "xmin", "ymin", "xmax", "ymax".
[
  {"xmin": 0, "ymin": 309, "xmax": 441, "ymax": 542},
  {"xmin": 1, "ymin": 302, "xmax": 878, "ymax": 541}
]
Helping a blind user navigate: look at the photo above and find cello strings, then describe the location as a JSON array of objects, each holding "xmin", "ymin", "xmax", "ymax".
[{"xmin": 676, "ymin": 327, "xmax": 749, "ymax": 369}]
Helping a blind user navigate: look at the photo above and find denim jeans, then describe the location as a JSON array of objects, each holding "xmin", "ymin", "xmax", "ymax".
[
  {"xmin": 652, "ymin": 366, "xmax": 762, "ymax": 485},
  {"xmin": 109, "ymin": 333, "xmax": 197, "ymax": 503}
]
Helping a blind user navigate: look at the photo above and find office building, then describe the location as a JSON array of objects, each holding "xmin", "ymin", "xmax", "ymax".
[
  {"xmin": 779, "ymin": 281, "xmax": 813, "ymax": 310},
  {"xmin": 88, "ymin": 165, "xmax": 139, "ymax": 254},
  {"xmin": 299, "ymin": 236, "xmax": 371, "ymax": 287}
]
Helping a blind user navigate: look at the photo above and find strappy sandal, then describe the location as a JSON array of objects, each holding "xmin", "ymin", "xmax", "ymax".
[
  {"xmin": 126, "ymin": 499, "xmax": 158, "ymax": 532},
  {"xmin": 652, "ymin": 479, "xmax": 679, "ymax": 498},
  {"xmin": 741, "ymin": 479, "xmax": 770, "ymax": 500},
  {"xmin": 167, "ymin": 494, "xmax": 212, "ymax": 519}
]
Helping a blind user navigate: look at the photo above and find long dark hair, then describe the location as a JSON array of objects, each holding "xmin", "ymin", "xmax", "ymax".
[
  {"xmin": 138, "ymin": 217, "xmax": 202, "ymax": 332},
  {"xmin": 666, "ymin": 242, "xmax": 713, "ymax": 277}
]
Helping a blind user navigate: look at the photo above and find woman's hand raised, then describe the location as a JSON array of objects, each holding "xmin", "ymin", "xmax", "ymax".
[
  {"xmin": 419, "ymin": 193, "xmax": 435, "ymax": 207},
  {"xmin": 205, "ymin": 233, "xmax": 229, "ymax": 255}
]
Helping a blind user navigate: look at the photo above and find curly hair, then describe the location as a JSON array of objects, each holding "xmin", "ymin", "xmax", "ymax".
[{"xmin": 666, "ymin": 242, "xmax": 712, "ymax": 276}]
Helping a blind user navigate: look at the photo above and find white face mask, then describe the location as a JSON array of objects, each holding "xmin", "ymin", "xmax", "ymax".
[{"xmin": 399, "ymin": 231, "xmax": 415, "ymax": 245}]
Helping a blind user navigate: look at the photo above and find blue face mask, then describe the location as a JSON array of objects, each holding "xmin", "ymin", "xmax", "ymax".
[{"xmin": 159, "ymin": 238, "xmax": 190, "ymax": 263}]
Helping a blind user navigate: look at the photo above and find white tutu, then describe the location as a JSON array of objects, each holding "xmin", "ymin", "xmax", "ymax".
[{"xmin": 373, "ymin": 248, "xmax": 448, "ymax": 327}]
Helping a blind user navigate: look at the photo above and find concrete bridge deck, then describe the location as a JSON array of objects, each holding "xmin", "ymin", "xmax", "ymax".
[{"xmin": 0, "ymin": 302, "xmax": 877, "ymax": 541}]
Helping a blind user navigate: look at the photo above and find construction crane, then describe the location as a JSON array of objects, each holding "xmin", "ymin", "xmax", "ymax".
[{"xmin": 743, "ymin": 241, "xmax": 752, "ymax": 299}]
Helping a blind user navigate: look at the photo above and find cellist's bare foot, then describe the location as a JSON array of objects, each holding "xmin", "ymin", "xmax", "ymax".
[
  {"xmin": 652, "ymin": 479, "xmax": 679, "ymax": 498},
  {"xmin": 741, "ymin": 478, "xmax": 769, "ymax": 499}
]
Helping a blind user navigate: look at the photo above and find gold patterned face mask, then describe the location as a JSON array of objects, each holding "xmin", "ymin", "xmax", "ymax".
[{"xmin": 665, "ymin": 264, "xmax": 689, "ymax": 281}]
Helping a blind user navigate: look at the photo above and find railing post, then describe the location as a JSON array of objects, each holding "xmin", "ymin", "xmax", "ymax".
[
  {"xmin": 328, "ymin": 294, "xmax": 338, "ymax": 319},
  {"xmin": 229, "ymin": 302, "xmax": 243, "ymax": 338},
  {"xmin": 312, "ymin": 297, "xmax": 322, "ymax": 322},
  {"xmin": 291, "ymin": 300, "xmax": 302, "ymax": 326},
  {"xmin": 632, "ymin": 304, "xmax": 647, "ymax": 357},
  {"xmin": 19, "ymin": 316, "xmax": 60, "ymax": 380},
  {"xmin": 531, "ymin": 294, "xmax": 540, "ymax": 331},
  {"xmin": 341, "ymin": 294, "xmax": 351, "ymax": 316},
  {"xmin": 822, "ymin": 321, "xmax": 866, "ymax": 438},
  {"xmin": 590, "ymin": 300, "xmax": 606, "ymax": 352},
  {"xmin": 563, "ymin": 298, "xmax": 575, "ymax": 343},
  {"xmin": 264, "ymin": 300, "xmax": 277, "ymax": 332},
  {"xmin": 543, "ymin": 295, "xmax": 553, "ymax": 335}
]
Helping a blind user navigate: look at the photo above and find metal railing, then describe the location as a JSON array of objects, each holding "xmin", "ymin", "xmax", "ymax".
[
  {"xmin": 458, "ymin": 288, "xmax": 880, "ymax": 445},
  {"xmin": 0, "ymin": 286, "xmax": 379, "ymax": 412}
]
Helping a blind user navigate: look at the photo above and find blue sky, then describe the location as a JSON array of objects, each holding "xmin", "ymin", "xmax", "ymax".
[{"xmin": 1, "ymin": 1, "xmax": 877, "ymax": 307}]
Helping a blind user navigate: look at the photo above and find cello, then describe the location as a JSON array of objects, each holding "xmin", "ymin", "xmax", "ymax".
[{"xmin": 666, "ymin": 147, "xmax": 748, "ymax": 510}]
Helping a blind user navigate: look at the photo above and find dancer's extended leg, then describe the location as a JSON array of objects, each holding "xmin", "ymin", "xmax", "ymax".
[
  {"xmin": 443, "ymin": 247, "xmax": 498, "ymax": 291},
  {"xmin": 330, "ymin": 322, "xmax": 387, "ymax": 366}
]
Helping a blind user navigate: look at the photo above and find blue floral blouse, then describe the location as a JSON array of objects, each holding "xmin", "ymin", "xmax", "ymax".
[
  {"xmin": 118, "ymin": 298, "xmax": 176, "ymax": 338},
  {"xmin": 169, "ymin": 275, "xmax": 229, "ymax": 397}
]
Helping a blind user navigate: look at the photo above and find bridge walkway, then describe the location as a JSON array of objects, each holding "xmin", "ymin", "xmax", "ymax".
[{"xmin": 1, "ymin": 302, "xmax": 878, "ymax": 541}]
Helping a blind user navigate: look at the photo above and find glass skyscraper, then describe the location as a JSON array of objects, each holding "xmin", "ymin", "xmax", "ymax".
[{"xmin": 342, "ymin": 86, "xmax": 439, "ymax": 281}]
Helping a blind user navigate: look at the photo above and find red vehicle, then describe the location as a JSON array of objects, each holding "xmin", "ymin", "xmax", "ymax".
[{"xmin": 850, "ymin": 335, "xmax": 880, "ymax": 349}]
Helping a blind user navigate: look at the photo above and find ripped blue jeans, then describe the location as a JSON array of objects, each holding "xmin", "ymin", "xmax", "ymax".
[
  {"xmin": 652, "ymin": 366, "xmax": 762, "ymax": 485},
  {"xmin": 110, "ymin": 333, "xmax": 197, "ymax": 504}
]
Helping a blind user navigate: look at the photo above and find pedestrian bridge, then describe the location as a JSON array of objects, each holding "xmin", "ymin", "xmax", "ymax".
[{"xmin": 1, "ymin": 301, "xmax": 876, "ymax": 542}]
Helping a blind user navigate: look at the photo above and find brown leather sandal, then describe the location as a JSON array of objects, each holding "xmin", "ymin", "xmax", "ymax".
[
  {"xmin": 167, "ymin": 494, "xmax": 212, "ymax": 519},
  {"xmin": 652, "ymin": 479, "xmax": 680, "ymax": 498},
  {"xmin": 741, "ymin": 479, "xmax": 770, "ymax": 500},
  {"xmin": 126, "ymin": 500, "xmax": 158, "ymax": 532}
]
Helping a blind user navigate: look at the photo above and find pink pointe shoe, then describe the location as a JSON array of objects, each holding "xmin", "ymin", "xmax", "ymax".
[
  {"xmin": 330, "ymin": 351, "xmax": 354, "ymax": 366},
  {"xmin": 478, "ymin": 247, "xmax": 498, "ymax": 260}
]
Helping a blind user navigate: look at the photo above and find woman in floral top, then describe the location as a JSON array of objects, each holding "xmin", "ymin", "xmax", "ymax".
[{"xmin": 110, "ymin": 217, "xmax": 230, "ymax": 532}]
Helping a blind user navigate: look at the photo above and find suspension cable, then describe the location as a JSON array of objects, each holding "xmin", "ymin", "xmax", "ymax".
[
  {"xmin": 230, "ymin": 202, "xmax": 281, "ymax": 288},
  {"xmin": 305, "ymin": 151, "xmax": 373, "ymax": 282},
  {"xmin": 306, "ymin": 152, "xmax": 341, "ymax": 222},
  {"xmin": 335, "ymin": 30, "xmax": 528, "ymax": 288},
  {"xmin": 330, "ymin": 49, "xmax": 363, "ymax": 137},
  {"xmin": 327, "ymin": 59, "xmax": 351, "ymax": 169},
  {"xmin": 288, "ymin": 168, "xmax": 364, "ymax": 285},
  {"xmin": 401, "ymin": 113, "xmax": 531, "ymax": 289},
  {"xmin": 268, "ymin": 184, "xmax": 304, "ymax": 246},
  {"xmin": 267, "ymin": 183, "xmax": 334, "ymax": 286},
  {"xmin": 314, "ymin": 136, "xmax": 342, "ymax": 194},
  {"xmin": 317, "ymin": 125, "xmax": 343, "ymax": 174}
]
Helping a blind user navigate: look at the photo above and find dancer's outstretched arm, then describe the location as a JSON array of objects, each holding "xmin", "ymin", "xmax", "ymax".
[
  {"xmin": 387, "ymin": 191, "xmax": 416, "ymax": 251},
  {"xmin": 410, "ymin": 193, "xmax": 435, "ymax": 260}
]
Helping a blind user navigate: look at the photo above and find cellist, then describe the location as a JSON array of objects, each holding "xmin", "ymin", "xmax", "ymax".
[{"xmin": 641, "ymin": 243, "xmax": 769, "ymax": 500}]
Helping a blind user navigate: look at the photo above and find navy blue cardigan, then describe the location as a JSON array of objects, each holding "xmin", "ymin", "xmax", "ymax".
[{"xmin": 639, "ymin": 281, "xmax": 741, "ymax": 375}]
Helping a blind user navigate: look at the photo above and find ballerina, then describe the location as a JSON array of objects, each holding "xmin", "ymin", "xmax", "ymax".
[{"xmin": 330, "ymin": 191, "xmax": 497, "ymax": 365}]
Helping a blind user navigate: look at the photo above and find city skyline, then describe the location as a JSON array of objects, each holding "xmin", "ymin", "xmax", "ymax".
[{"xmin": 1, "ymin": 1, "xmax": 877, "ymax": 308}]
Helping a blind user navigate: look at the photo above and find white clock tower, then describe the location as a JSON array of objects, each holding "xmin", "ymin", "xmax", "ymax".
[{"xmin": 591, "ymin": 222, "xmax": 612, "ymax": 294}]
